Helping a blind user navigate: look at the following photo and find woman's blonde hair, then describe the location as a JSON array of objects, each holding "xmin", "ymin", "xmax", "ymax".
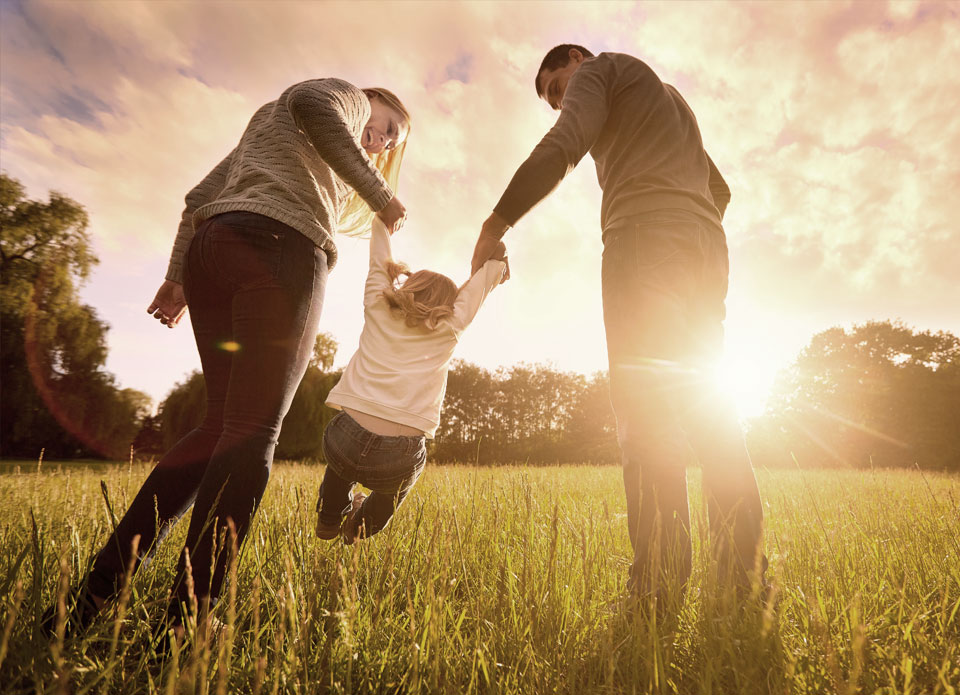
[
  {"xmin": 338, "ymin": 87, "xmax": 411, "ymax": 238},
  {"xmin": 382, "ymin": 262, "xmax": 458, "ymax": 330}
]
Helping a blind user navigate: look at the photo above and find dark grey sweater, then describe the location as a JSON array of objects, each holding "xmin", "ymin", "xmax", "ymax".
[{"xmin": 494, "ymin": 52, "xmax": 729, "ymax": 232}]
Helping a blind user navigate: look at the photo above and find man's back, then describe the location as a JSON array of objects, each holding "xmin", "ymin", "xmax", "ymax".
[
  {"xmin": 575, "ymin": 53, "xmax": 720, "ymax": 229},
  {"xmin": 493, "ymin": 52, "xmax": 724, "ymax": 232}
]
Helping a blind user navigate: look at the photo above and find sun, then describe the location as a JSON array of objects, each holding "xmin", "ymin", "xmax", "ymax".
[{"xmin": 713, "ymin": 349, "xmax": 785, "ymax": 419}]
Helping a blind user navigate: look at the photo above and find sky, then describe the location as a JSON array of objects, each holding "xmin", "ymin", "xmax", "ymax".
[{"xmin": 2, "ymin": 0, "xmax": 958, "ymax": 419}]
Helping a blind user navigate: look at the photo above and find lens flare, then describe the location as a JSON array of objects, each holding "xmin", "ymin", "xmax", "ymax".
[
  {"xmin": 22, "ymin": 274, "xmax": 119, "ymax": 457},
  {"xmin": 218, "ymin": 341, "xmax": 241, "ymax": 352}
]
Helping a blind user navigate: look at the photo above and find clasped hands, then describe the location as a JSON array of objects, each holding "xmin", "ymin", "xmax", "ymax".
[
  {"xmin": 380, "ymin": 201, "xmax": 511, "ymax": 281},
  {"xmin": 471, "ymin": 212, "xmax": 510, "ymax": 283}
]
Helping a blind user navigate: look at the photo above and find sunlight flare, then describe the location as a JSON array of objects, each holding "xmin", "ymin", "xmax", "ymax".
[{"xmin": 713, "ymin": 352, "xmax": 783, "ymax": 419}]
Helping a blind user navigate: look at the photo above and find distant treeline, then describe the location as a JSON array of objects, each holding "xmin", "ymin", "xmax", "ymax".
[
  {"xmin": 3, "ymin": 175, "xmax": 958, "ymax": 471},
  {"xmin": 145, "ymin": 319, "xmax": 960, "ymax": 472},
  {"xmin": 144, "ymin": 358, "xmax": 620, "ymax": 466},
  {"xmin": 747, "ymin": 320, "xmax": 960, "ymax": 472}
]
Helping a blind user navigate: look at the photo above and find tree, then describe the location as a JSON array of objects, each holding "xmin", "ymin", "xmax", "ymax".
[
  {"xmin": 131, "ymin": 414, "xmax": 164, "ymax": 459},
  {"xmin": 159, "ymin": 370, "xmax": 206, "ymax": 451},
  {"xmin": 433, "ymin": 360, "xmax": 496, "ymax": 462},
  {"xmin": 565, "ymin": 372, "xmax": 619, "ymax": 463},
  {"xmin": 276, "ymin": 369, "xmax": 341, "ymax": 460},
  {"xmin": 1, "ymin": 174, "xmax": 148, "ymax": 459},
  {"xmin": 494, "ymin": 363, "xmax": 590, "ymax": 462},
  {"xmin": 277, "ymin": 333, "xmax": 341, "ymax": 459},
  {"xmin": 747, "ymin": 321, "xmax": 960, "ymax": 470},
  {"xmin": 310, "ymin": 331, "xmax": 338, "ymax": 371},
  {"xmin": 432, "ymin": 361, "xmax": 617, "ymax": 464}
]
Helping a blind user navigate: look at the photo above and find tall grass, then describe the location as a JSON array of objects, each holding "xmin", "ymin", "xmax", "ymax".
[{"xmin": 0, "ymin": 461, "xmax": 957, "ymax": 694}]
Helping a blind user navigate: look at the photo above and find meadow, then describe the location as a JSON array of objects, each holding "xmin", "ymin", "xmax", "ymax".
[{"xmin": 0, "ymin": 461, "xmax": 957, "ymax": 694}]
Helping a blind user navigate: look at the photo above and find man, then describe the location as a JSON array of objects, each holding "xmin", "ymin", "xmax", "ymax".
[{"xmin": 471, "ymin": 45, "xmax": 766, "ymax": 606}]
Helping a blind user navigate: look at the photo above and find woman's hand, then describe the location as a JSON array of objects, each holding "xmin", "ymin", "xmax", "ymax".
[
  {"xmin": 147, "ymin": 280, "xmax": 187, "ymax": 329},
  {"xmin": 376, "ymin": 196, "xmax": 407, "ymax": 235}
]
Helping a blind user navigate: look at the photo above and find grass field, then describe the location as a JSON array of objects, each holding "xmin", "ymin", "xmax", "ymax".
[{"xmin": 0, "ymin": 461, "xmax": 957, "ymax": 694}]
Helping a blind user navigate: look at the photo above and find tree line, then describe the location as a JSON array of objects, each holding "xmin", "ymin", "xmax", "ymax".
[
  {"xmin": 3, "ymin": 175, "xmax": 958, "ymax": 471},
  {"xmin": 145, "ymin": 356, "xmax": 619, "ymax": 465},
  {"xmin": 748, "ymin": 321, "xmax": 960, "ymax": 471}
]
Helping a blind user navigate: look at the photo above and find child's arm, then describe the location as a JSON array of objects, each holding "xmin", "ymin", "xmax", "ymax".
[
  {"xmin": 363, "ymin": 219, "xmax": 394, "ymax": 306},
  {"xmin": 449, "ymin": 243, "xmax": 507, "ymax": 334}
]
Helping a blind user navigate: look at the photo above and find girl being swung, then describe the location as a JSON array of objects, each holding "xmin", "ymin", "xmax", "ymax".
[{"xmin": 316, "ymin": 220, "xmax": 507, "ymax": 541}]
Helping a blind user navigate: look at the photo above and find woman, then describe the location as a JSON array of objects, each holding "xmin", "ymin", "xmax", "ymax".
[{"xmin": 46, "ymin": 78, "xmax": 411, "ymax": 637}]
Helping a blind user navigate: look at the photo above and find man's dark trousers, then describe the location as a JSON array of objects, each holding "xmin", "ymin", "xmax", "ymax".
[{"xmin": 601, "ymin": 209, "xmax": 765, "ymax": 599}]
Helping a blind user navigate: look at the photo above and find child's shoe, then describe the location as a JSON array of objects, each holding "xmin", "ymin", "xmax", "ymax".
[
  {"xmin": 341, "ymin": 492, "xmax": 368, "ymax": 546},
  {"xmin": 315, "ymin": 517, "xmax": 342, "ymax": 540}
]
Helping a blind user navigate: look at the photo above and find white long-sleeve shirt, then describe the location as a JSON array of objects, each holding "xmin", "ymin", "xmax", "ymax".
[{"xmin": 326, "ymin": 221, "xmax": 506, "ymax": 437}]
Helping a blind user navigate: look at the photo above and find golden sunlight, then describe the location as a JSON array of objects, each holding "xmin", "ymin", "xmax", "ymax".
[{"xmin": 714, "ymin": 349, "xmax": 784, "ymax": 419}]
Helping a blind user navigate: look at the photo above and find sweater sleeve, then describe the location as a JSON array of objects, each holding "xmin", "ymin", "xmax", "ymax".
[
  {"xmin": 448, "ymin": 260, "xmax": 506, "ymax": 335},
  {"xmin": 285, "ymin": 79, "xmax": 394, "ymax": 213},
  {"xmin": 364, "ymin": 219, "xmax": 394, "ymax": 307},
  {"xmin": 705, "ymin": 152, "xmax": 731, "ymax": 220},
  {"xmin": 493, "ymin": 59, "xmax": 611, "ymax": 226},
  {"xmin": 165, "ymin": 148, "xmax": 236, "ymax": 283}
]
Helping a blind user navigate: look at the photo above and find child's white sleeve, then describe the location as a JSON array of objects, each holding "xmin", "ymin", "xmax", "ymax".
[
  {"xmin": 364, "ymin": 219, "xmax": 394, "ymax": 307},
  {"xmin": 449, "ymin": 259, "xmax": 507, "ymax": 334}
]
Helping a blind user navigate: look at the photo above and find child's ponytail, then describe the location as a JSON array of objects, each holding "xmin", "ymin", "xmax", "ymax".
[
  {"xmin": 385, "ymin": 260, "xmax": 411, "ymax": 285},
  {"xmin": 382, "ymin": 266, "xmax": 458, "ymax": 331}
]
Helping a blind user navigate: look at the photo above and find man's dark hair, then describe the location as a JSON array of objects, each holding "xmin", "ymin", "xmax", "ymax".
[{"xmin": 535, "ymin": 44, "xmax": 595, "ymax": 97}]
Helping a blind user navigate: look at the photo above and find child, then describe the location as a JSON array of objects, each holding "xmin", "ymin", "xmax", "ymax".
[{"xmin": 316, "ymin": 219, "xmax": 507, "ymax": 543}]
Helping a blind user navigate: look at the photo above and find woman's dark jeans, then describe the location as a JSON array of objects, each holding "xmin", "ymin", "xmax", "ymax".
[
  {"xmin": 317, "ymin": 411, "xmax": 426, "ymax": 538},
  {"xmin": 601, "ymin": 210, "xmax": 765, "ymax": 599},
  {"xmin": 87, "ymin": 212, "xmax": 327, "ymax": 619}
]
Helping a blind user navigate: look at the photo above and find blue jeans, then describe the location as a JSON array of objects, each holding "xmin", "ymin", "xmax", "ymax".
[
  {"xmin": 317, "ymin": 411, "xmax": 426, "ymax": 538},
  {"xmin": 601, "ymin": 210, "xmax": 764, "ymax": 595},
  {"xmin": 87, "ymin": 212, "xmax": 327, "ymax": 618}
]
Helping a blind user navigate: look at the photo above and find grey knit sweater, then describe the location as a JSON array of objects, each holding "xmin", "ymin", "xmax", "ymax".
[
  {"xmin": 165, "ymin": 78, "xmax": 394, "ymax": 283},
  {"xmin": 493, "ymin": 53, "xmax": 729, "ymax": 232}
]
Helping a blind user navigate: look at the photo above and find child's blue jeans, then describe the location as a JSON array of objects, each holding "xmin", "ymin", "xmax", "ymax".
[{"xmin": 317, "ymin": 411, "xmax": 426, "ymax": 537}]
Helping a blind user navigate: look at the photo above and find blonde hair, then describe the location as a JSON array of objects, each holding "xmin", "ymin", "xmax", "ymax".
[
  {"xmin": 338, "ymin": 87, "xmax": 412, "ymax": 238},
  {"xmin": 382, "ymin": 262, "xmax": 458, "ymax": 330}
]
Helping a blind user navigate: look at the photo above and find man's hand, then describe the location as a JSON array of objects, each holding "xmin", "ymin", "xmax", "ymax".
[
  {"xmin": 489, "ymin": 240, "xmax": 511, "ymax": 283},
  {"xmin": 376, "ymin": 195, "xmax": 407, "ymax": 235},
  {"xmin": 471, "ymin": 212, "xmax": 510, "ymax": 275},
  {"xmin": 147, "ymin": 280, "xmax": 187, "ymax": 329}
]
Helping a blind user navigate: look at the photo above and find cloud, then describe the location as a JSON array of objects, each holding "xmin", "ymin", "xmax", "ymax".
[{"xmin": 2, "ymin": 74, "xmax": 251, "ymax": 259}]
